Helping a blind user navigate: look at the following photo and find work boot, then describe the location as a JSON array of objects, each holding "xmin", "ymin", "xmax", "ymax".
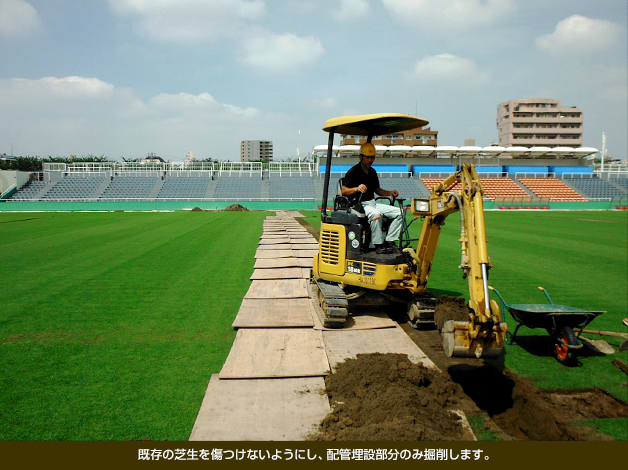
[
  {"xmin": 375, "ymin": 244, "xmax": 387, "ymax": 254},
  {"xmin": 384, "ymin": 241, "xmax": 399, "ymax": 253}
]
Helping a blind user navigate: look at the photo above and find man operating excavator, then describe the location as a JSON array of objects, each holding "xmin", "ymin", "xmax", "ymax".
[{"xmin": 341, "ymin": 142, "xmax": 403, "ymax": 254}]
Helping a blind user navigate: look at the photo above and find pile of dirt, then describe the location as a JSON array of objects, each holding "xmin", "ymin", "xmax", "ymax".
[
  {"xmin": 191, "ymin": 206, "xmax": 204, "ymax": 211},
  {"xmin": 434, "ymin": 295, "xmax": 470, "ymax": 331},
  {"xmin": 310, "ymin": 353, "xmax": 469, "ymax": 441},
  {"xmin": 224, "ymin": 204, "xmax": 249, "ymax": 211}
]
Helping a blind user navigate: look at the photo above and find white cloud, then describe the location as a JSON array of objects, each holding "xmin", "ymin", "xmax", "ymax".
[
  {"xmin": 108, "ymin": 0, "xmax": 267, "ymax": 42},
  {"xmin": 414, "ymin": 53, "xmax": 490, "ymax": 87},
  {"xmin": 382, "ymin": 0, "xmax": 515, "ymax": 29},
  {"xmin": 0, "ymin": 0, "xmax": 40, "ymax": 36},
  {"xmin": 536, "ymin": 15, "xmax": 624, "ymax": 55},
  {"xmin": 0, "ymin": 76, "xmax": 115, "ymax": 109},
  {"xmin": 0, "ymin": 76, "xmax": 274, "ymax": 158},
  {"xmin": 241, "ymin": 31, "xmax": 324, "ymax": 73},
  {"xmin": 149, "ymin": 92, "xmax": 260, "ymax": 119},
  {"xmin": 333, "ymin": 0, "xmax": 370, "ymax": 21}
]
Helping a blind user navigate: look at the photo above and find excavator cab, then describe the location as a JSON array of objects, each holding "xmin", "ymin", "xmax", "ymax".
[{"xmin": 332, "ymin": 177, "xmax": 403, "ymax": 255}]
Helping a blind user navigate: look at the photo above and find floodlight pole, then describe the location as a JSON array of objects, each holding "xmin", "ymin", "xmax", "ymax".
[{"xmin": 601, "ymin": 132, "xmax": 606, "ymax": 173}]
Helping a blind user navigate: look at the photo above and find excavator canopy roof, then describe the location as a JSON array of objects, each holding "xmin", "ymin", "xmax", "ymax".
[{"xmin": 323, "ymin": 113, "xmax": 429, "ymax": 136}]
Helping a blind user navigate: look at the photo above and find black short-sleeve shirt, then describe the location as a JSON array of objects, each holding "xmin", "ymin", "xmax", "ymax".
[{"xmin": 343, "ymin": 163, "xmax": 380, "ymax": 203}]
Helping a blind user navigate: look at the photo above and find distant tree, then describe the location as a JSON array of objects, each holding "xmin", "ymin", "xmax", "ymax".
[{"xmin": 0, "ymin": 156, "xmax": 44, "ymax": 171}]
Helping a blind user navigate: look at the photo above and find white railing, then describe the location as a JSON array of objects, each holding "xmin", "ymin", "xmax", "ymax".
[
  {"xmin": 43, "ymin": 163, "xmax": 67, "ymax": 172},
  {"xmin": 268, "ymin": 162, "xmax": 315, "ymax": 176},
  {"xmin": 514, "ymin": 172, "xmax": 554, "ymax": 178},
  {"xmin": 219, "ymin": 162, "xmax": 262, "ymax": 177}
]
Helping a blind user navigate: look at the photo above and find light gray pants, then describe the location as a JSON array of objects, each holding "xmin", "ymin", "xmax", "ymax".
[{"xmin": 362, "ymin": 199, "xmax": 403, "ymax": 247}]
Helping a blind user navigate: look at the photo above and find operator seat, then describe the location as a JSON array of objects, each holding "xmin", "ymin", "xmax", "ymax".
[{"xmin": 333, "ymin": 177, "xmax": 371, "ymax": 250}]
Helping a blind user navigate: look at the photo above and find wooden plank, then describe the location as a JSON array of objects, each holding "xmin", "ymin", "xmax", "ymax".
[
  {"xmin": 255, "ymin": 249, "xmax": 294, "ymax": 259},
  {"xmin": 259, "ymin": 238, "xmax": 290, "ymax": 244},
  {"xmin": 261, "ymin": 234, "xmax": 290, "ymax": 239},
  {"xmin": 219, "ymin": 328, "xmax": 330, "ymax": 378},
  {"xmin": 291, "ymin": 243, "xmax": 319, "ymax": 250},
  {"xmin": 322, "ymin": 326, "xmax": 436, "ymax": 371},
  {"xmin": 245, "ymin": 279, "xmax": 309, "ymax": 298},
  {"xmin": 189, "ymin": 375, "xmax": 330, "ymax": 441},
  {"xmin": 293, "ymin": 249, "xmax": 319, "ymax": 258},
  {"xmin": 297, "ymin": 257, "xmax": 314, "ymax": 267},
  {"xmin": 257, "ymin": 244, "xmax": 292, "ymax": 250},
  {"xmin": 290, "ymin": 238, "xmax": 318, "ymax": 244},
  {"xmin": 232, "ymin": 298, "xmax": 315, "ymax": 328},
  {"xmin": 283, "ymin": 211, "xmax": 305, "ymax": 218},
  {"xmin": 250, "ymin": 267, "xmax": 306, "ymax": 280},
  {"xmin": 310, "ymin": 302, "xmax": 397, "ymax": 331},
  {"xmin": 254, "ymin": 257, "xmax": 300, "ymax": 268}
]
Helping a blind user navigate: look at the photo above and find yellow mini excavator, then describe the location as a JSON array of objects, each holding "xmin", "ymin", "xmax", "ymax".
[{"xmin": 311, "ymin": 113, "xmax": 508, "ymax": 358}]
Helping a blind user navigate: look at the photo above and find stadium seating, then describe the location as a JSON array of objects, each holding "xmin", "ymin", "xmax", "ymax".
[
  {"xmin": 6, "ymin": 163, "xmax": 626, "ymax": 204},
  {"xmin": 378, "ymin": 176, "xmax": 426, "ymax": 201},
  {"xmin": 212, "ymin": 175, "xmax": 262, "ymax": 199},
  {"xmin": 157, "ymin": 175, "xmax": 210, "ymax": 199},
  {"xmin": 268, "ymin": 175, "xmax": 316, "ymax": 199},
  {"xmin": 561, "ymin": 175, "xmax": 628, "ymax": 199},
  {"xmin": 99, "ymin": 176, "xmax": 161, "ymax": 199},
  {"xmin": 518, "ymin": 177, "xmax": 586, "ymax": 201},
  {"xmin": 9, "ymin": 180, "xmax": 47, "ymax": 200},
  {"xmin": 610, "ymin": 177, "xmax": 628, "ymax": 191},
  {"xmin": 41, "ymin": 175, "xmax": 107, "ymax": 200},
  {"xmin": 419, "ymin": 176, "xmax": 530, "ymax": 200}
]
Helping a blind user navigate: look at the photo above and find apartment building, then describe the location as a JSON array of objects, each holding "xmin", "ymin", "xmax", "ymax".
[
  {"xmin": 497, "ymin": 99, "xmax": 583, "ymax": 148},
  {"xmin": 340, "ymin": 126, "xmax": 438, "ymax": 147},
  {"xmin": 241, "ymin": 140, "xmax": 273, "ymax": 162}
]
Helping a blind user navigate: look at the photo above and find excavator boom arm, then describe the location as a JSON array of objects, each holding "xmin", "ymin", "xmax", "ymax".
[{"xmin": 410, "ymin": 164, "xmax": 507, "ymax": 358}]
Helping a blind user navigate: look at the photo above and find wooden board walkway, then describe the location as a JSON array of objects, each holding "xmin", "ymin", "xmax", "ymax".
[{"xmin": 189, "ymin": 211, "xmax": 472, "ymax": 441}]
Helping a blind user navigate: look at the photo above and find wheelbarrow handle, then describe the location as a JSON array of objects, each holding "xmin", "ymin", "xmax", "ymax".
[
  {"xmin": 488, "ymin": 286, "xmax": 507, "ymax": 305},
  {"xmin": 537, "ymin": 286, "xmax": 553, "ymax": 305}
]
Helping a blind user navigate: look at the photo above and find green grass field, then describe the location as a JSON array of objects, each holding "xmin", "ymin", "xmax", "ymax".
[
  {"xmin": 1, "ymin": 211, "xmax": 266, "ymax": 440},
  {"xmin": 1, "ymin": 209, "xmax": 626, "ymax": 440}
]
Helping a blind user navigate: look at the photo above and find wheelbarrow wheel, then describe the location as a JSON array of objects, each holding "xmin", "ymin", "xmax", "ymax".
[{"xmin": 554, "ymin": 326, "xmax": 578, "ymax": 366}]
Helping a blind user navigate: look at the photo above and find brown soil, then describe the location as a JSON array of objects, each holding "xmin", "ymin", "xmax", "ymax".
[
  {"xmin": 434, "ymin": 295, "xmax": 471, "ymax": 331},
  {"xmin": 191, "ymin": 206, "xmax": 204, "ymax": 211},
  {"xmin": 224, "ymin": 204, "xmax": 249, "ymax": 211},
  {"xmin": 311, "ymin": 353, "xmax": 469, "ymax": 441}
]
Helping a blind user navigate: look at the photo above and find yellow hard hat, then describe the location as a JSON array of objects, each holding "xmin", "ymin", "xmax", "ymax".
[{"xmin": 360, "ymin": 142, "xmax": 376, "ymax": 157}]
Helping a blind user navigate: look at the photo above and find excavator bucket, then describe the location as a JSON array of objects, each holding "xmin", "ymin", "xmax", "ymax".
[{"xmin": 442, "ymin": 320, "xmax": 508, "ymax": 358}]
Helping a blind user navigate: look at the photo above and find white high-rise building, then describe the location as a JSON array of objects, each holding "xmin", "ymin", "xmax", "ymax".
[{"xmin": 497, "ymin": 99, "xmax": 583, "ymax": 148}]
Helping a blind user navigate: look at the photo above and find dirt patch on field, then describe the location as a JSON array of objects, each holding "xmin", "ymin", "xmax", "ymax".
[
  {"xmin": 224, "ymin": 204, "xmax": 249, "ymax": 211},
  {"xmin": 434, "ymin": 296, "xmax": 471, "ymax": 331},
  {"xmin": 310, "ymin": 353, "xmax": 470, "ymax": 441},
  {"xmin": 542, "ymin": 388, "xmax": 628, "ymax": 420}
]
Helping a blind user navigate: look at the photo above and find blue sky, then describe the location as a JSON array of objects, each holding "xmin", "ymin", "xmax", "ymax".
[{"xmin": 1, "ymin": 0, "xmax": 626, "ymax": 161}]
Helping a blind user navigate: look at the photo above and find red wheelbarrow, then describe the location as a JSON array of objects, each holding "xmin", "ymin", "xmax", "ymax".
[{"xmin": 489, "ymin": 286, "xmax": 605, "ymax": 365}]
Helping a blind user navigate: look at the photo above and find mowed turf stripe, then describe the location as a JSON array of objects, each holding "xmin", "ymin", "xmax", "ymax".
[{"xmin": 2, "ymin": 212, "xmax": 264, "ymax": 336}]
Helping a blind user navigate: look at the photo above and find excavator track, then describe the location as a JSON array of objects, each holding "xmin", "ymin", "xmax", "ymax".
[{"xmin": 310, "ymin": 274, "xmax": 349, "ymax": 328}]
